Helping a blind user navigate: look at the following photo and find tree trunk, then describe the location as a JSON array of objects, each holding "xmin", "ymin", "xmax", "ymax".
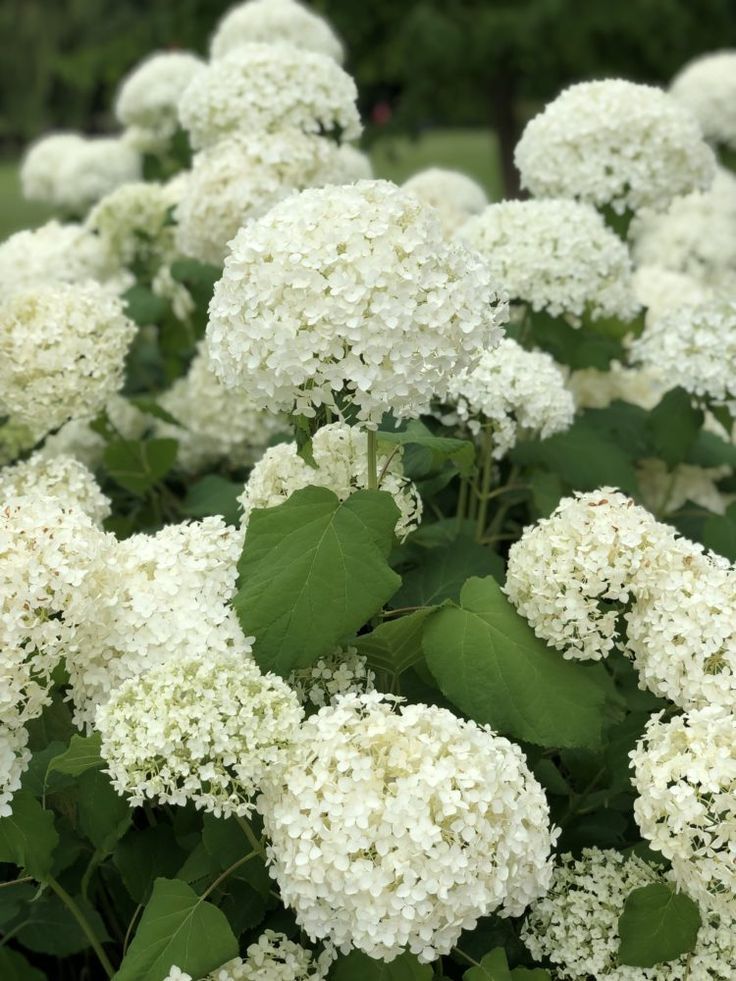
[{"xmin": 490, "ymin": 71, "xmax": 522, "ymax": 200}]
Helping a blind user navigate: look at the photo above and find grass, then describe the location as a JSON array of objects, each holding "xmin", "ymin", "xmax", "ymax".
[{"xmin": 0, "ymin": 128, "xmax": 501, "ymax": 240}]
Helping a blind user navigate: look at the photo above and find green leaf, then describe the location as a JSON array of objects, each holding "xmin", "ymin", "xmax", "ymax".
[
  {"xmin": 330, "ymin": 949, "xmax": 433, "ymax": 979},
  {"xmin": 686, "ymin": 429, "xmax": 736, "ymax": 468},
  {"xmin": 354, "ymin": 608, "xmax": 435, "ymax": 678},
  {"xmin": 183, "ymin": 475, "xmax": 243, "ymax": 526},
  {"xmin": 17, "ymin": 893, "xmax": 110, "ymax": 956},
  {"xmin": 511, "ymin": 969, "xmax": 551, "ymax": 979},
  {"xmin": 463, "ymin": 948, "xmax": 511, "ymax": 980},
  {"xmin": 584, "ymin": 402, "xmax": 653, "ymax": 460},
  {"xmin": 648, "ymin": 387, "xmax": 703, "ymax": 468},
  {"xmin": 129, "ymin": 395, "xmax": 180, "ymax": 426},
  {"xmin": 0, "ymin": 791, "xmax": 58, "ymax": 880},
  {"xmin": 0, "ymin": 947, "xmax": 46, "ymax": 980},
  {"xmin": 77, "ymin": 769, "xmax": 132, "ymax": 853},
  {"xmin": 618, "ymin": 882, "xmax": 701, "ymax": 967},
  {"xmin": 423, "ymin": 577, "xmax": 607, "ymax": 748},
  {"xmin": 114, "ymin": 825, "xmax": 188, "ymax": 904},
  {"xmin": 103, "ymin": 438, "xmax": 178, "ymax": 495},
  {"xmin": 46, "ymin": 732, "xmax": 103, "ymax": 780},
  {"xmin": 201, "ymin": 815, "xmax": 270, "ymax": 897},
  {"xmin": 391, "ymin": 537, "xmax": 504, "ymax": 608},
  {"xmin": 116, "ymin": 878, "xmax": 239, "ymax": 981},
  {"xmin": 701, "ymin": 505, "xmax": 736, "ymax": 561},
  {"xmin": 235, "ymin": 487, "xmax": 401, "ymax": 675},
  {"xmin": 123, "ymin": 284, "xmax": 169, "ymax": 326},
  {"xmin": 378, "ymin": 419, "xmax": 475, "ymax": 476},
  {"xmin": 526, "ymin": 308, "xmax": 625, "ymax": 370}
]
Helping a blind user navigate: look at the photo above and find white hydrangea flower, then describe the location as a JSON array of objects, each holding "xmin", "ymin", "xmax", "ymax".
[
  {"xmin": 238, "ymin": 422, "xmax": 422, "ymax": 541},
  {"xmin": 20, "ymin": 133, "xmax": 85, "ymax": 204},
  {"xmin": 210, "ymin": 0, "xmax": 343, "ymax": 63},
  {"xmin": 403, "ymin": 168, "xmax": 488, "ymax": 236},
  {"xmin": 631, "ymin": 706, "xmax": 736, "ymax": 917},
  {"xmin": 632, "ymin": 264, "xmax": 714, "ymax": 325},
  {"xmin": 0, "ymin": 452, "xmax": 110, "ymax": 525},
  {"xmin": 0, "ymin": 283, "xmax": 137, "ymax": 441},
  {"xmin": 290, "ymin": 648, "xmax": 375, "ymax": 709},
  {"xmin": 629, "ymin": 299, "xmax": 736, "ymax": 413},
  {"xmin": 458, "ymin": 199, "xmax": 640, "ymax": 321},
  {"xmin": 165, "ymin": 931, "xmax": 333, "ymax": 981},
  {"xmin": 156, "ymin": 341, "xmax": 287, "ymax": 472},
  {"xmin": 522, "ymin": 847, "xmax": 736, "ymax": 980},
  {"xmin": 504, "ymin": 489, "xmax": 679, "ymax": 661},
  {"xmin": 65, "ymin": 517, "xmax": 246, "ymax": 730},
  {"xmin": 330, "ymin": 143, "xmax": 373, "ymax": 182},
  {"xmin": 207, "ymin": 180, "xmax": 506, "ymax": 424},
  {"xmin": 515, "ymin": 79, "xmax": 715, "ymax": 215},
  {"xmin": 630, "ymin": 169, "xmax": 736, "ymax": 290},
  {"xmin": 258, "ymin": 692, "xmax": 557, "ymax": 963},
  {"xmin": 671, "ymin": 51, "xmax": 736, "ymax": 149},
  {"xmin": 445, "ymin": 338, "xmax": 575, "ymax": 456},
  {"xmin": 115, "ymin": 50, "xmax": 206, "ymax": 151},
  {"xmin": 178, "ymin": 42, "xmax": 360, "ymax": 151},
  {"xmin": 566, "ymin": 362, "xmax": 666, "ymax": 411},
  {"xmin": 97, "ymin": 647, "xmax": 301, "ymax": 818},
  {"xmin": 637, "ymin": 458, "xmax": 728, "ymax": 517},
  {"xmin": 36, "ymin": 395, "xmax": 148, "ymax": 470},
  {"xmin": 175, "ymin": 131, "xmax": 349, "ymax": 266}
]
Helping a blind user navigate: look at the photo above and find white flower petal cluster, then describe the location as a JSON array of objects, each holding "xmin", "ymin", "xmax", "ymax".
[
  {"xmin": 21, "ymin": 133, "xmax": 141, "ymax": 213},
  {"xmin": 566, "ymin": 362, "xmax": 666, "ymax": 411},
  {"xmin": 178, "ymin": 43, "xmax": 360, "ymax": 151},
  {"xmin": 522, "ymin": 847, "xmax": 736, "ymax": 980},
  {"xmin": 632, "ymin": 265, "xmax": 714, "ymax": 325},
  {"xmin": 629, "ymin": 299, "xmax": 736, "ymax": 413},
  {"xmin": 403, "ymin": 168, "xmax": 488, "ymax": 236},
  {"xmin": 514, "ymin": 80, "xmax": 715, "ymax": 214},
  {"xmin": 37, "ymin": 395, "xmax": 148, "ymax": 470},
  {"xmin": 671, "ymin": 51, "xmax": 736, "ymax": 149},
  {"xmin": 0, "ymin": 283, "xmax": 137, "ymax": 441},
  {"xmin": 637, "ymin": 458, "xmax": 728, "ymax": 517},
  {"xmin": 115, "ymin": 51, "xmax": 206, "ymax": 151},
  {"xmin": 207, "ymin": 180, "xmax": 505, "ymax": 424},
  {"xmin": 65, "ymin": 516, "xmax": 246, "ymax": 729},
  {"xmin": 238, "ymin": 422, "xmax": 422, "ymax": 541},
  {"xmin": 258, "ymin": 692, "xmax": 556, "ymax": 963},
  {"xmin": 445, "ymin": 338, "xmax": 575, "ymax": 456},
  {"xmin": 504, "ymin": 489, "xmax": 679, "ymax": 660},
  {"xmin": 97, "ymin": 648, "xmax": 301, "ymax": 817},
  {"xmin": 175, "ymin": 131, "xmax": 350, "ymax": 266},
  {"xmin": 210, "ymin": 0, "xmax": 343, "ymax": 63},
  {"xmin": 631, "ymin": 706, "xmax": 736, "ymax": 916},
  {"xmin": 330, "ymin": 143, "xmax": 373, "ymax": 182},
  {"xmin": 0, "ymin": 452, "xmax": 110, "ymax": 525},
  {"xmin": 290, "ymin": 648, "xmax": 375, "ymax": 709},
  {"xmin": 166, "ymin": 931, "xmax": 332, "ymax": 980},
  {"xmin": 156, "ymin": 341, "xmax": 287, "ymax": 472},
  {"xmin": 458, "ymin": 199, "xmax": 640, "ymax": 321}
]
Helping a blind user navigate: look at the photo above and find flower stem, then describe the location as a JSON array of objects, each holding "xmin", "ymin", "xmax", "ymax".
[
  {"xmin": 200, "ymin": 849, "xmax": 260, "ymax": 903},
  {"xmin": 47, "ymin": 876, "xmax": 115, "ymax": 978},
  {"xmin": 234, "ymin": 814, "xmax": 266, "ymax": 856},
  {"xmin": 366, "ymin": 429, "xmax": 378, "ymax": 490},
  {"xmin": 475, "ymin": 427, "xmax": 495, "ymax": 541}
]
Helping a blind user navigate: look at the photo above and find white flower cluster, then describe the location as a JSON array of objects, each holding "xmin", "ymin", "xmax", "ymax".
[
  {"xmin": 156, "ymin": 341, "xmax": 286, "ymax": 472},
  {"xmin": 258, "ymin": 693, "xmax": 556, "ymax": 963},
  {"xmin": 522, "ymin": 847, "xmax": 736, "ymax": 980},
  {"xmin": 504, "ymin": 489, "xmax": 678, "ymax": 660},
  {"xmin": 0, "ymin": 282, "xmax": 136, "ymax": 441},
  {"xmin": 115, "ymin": 51, "xmax": 206, "ymax": 151},
  {"xmin": 207, "ymin": 180, "xmax": 505, "ymax": 424},
  {"xmin": 210, "ymin": 0, "xmax": 344, "ymax": 63},
  {"xmin": 458, "ymin": 199, "xmax": 640, "ymax": 321},
  {"xmin": 631, "ymin": 707, "xmax": 736, "ymax": 917},
  {"xmin": 671, "ymin": 51, "xmax": 736, "ymax": 149},
  {"xmin": 566, "ymin": 362, "xmax": 665, "ymax": 411},
  {"xmin": 166, "ymin": 931, "xmax": 332, "ymax": 981},
  {"xmin": 445, "ymin": 338, "xmax": 575, "ymax": 457},
  {"xmin": 0, "ymin": 452, "xmax": 110, "ymax": 525},
  {"xmin": 289, "ymin": 648, "xmax": 375, "ymax": 709},
  {"xmin": 238, "ymin": 422, "xmax": 422, "ymax": 541},
  {"xmin": 632, "ymin": 264, "xmax": 714, "ymax": 325},
  {"xmin": 175, "ymin": 131, "xmax": 350, "ymax": 266},
  {"xmin": 178, "ymin": 42, "xmax": 360, "ymax": 151},
  {"xmin": 637, "ymin": 458, "xmax": 728, "ymax": 517},
  {"xmin": 65, "ymin": 516, "xmax": 246, "ymax": 729},
  {"xmin": 403, "ymin": 167, "xmax": 488, "ymax": 236},
  {"xmin": 332, "ymin": 143, "xmax": 373, "ymax": 181},
  {"xmin": 21, "ymin": 133, "xmax": 141, "ymax": 213},
  {"xmin": 36, "ymin": 394, "xmax": 147, "ymax": 470},
  {"xmin": 630, "ymin": 299, "xmax": 736, "ymax": 413},
  {"xmin": 515, "ymin": 80, "xmax": 715, "ymax": 214},
  {"xmin": 97, "ymin": 648, "xmax": 302, "ymax": 818}
]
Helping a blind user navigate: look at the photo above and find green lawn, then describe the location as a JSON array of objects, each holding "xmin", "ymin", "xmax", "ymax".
[{"xmin": 0, "ymin": 128, "xmax": 500, "ymax": 241}]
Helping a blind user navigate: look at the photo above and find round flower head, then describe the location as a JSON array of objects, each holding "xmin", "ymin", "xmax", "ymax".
[
  {"xmin": 156, "ymin": 341, "xmax": 287, "ymax": 472},
  {"xmin": 636, "ymin": 458, "xmax": 728, "ymax": 517},
  {"xmin": 238, "ymin": 422, "xmax": 422, "ymax": 541},
  {"xmin": 0, "ymin": 452, "xmax": 110, "ymax": 525},
  {"xmin": 258, "ymin": 692, "xmax": 556, "ymax": 962},
  {"xmin": 671, "ymin": 51, "xmax": 736, "ymax": 149},
  {"xmin": 175, "ymin": 131, "xmax": 348, "ymax": 266},
  {"xmin": 403, "ymin": 167, "xmax": 488, "ymax": 236},
  {"xmin": 178, "ymin": 42, "xmax": 360, "ymax": 151},
  {"xmin": 207, "ymin": 180, "xmax": 506, "ymax": 424},
  {"xmin": 629, "ymin": 299, "xmax": 736, "ymax": 413},
  {"xmin": 567, "ymin": 362, "xmax": 666, "ymax": 411},
  {"xmin": 0, "ymin": 282, "xmax": 136, "ymax": 441},
  {"xmin": 444, "ymin": 338, "xmax": 574, "ymax": 457},
  {"xmin": 458, "ymin": 199, "xmax": 640, "ymax": 321},
  {"xmin": 289, "ymin": 647, "xmax": 375, "ymax": 709},
  {"xmin": 331, "ymin": 143, "xmax": 373, "ymax": 182},
  {"xmin": 165, "ymin": 931, "xmax": 333, "ymax": 980},
  {"xmin": 504, "ymin": 489, "xmax": 679, "ymax": 660},
  {"xmin": 631, "ymin": 706, "xmax": 736, "ymax": 917},
  {"xmin": 210, "ymin": 0, "xmax": 343, "ymax": 63},
  {"xmin": 115, "ymin": 50, "xmax": 206, "ymax": 151},
  {"xmin": 515, "ymin": 79, "xmax": 715, "ymax": 215},
  {"xmin": 632, "ymin": 264, "xmax": 714, "ymax": 325},
  {"xmin": 65, "ymin": 516, "xmax": 246, "ymax": 729},
  {"xmin": 20, "ymin": 132, "xmax": 85, "ymax": 203},
  {"xmin": 522, "ymin": 847, "xmax": 736, "ymax": 980}
]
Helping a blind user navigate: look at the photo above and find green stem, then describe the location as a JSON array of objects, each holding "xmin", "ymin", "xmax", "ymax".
[
  {"xmin": 234, "ymin": 814, "xmax": 267, "ymax": 856},
  {"xmin": 452, "ymin": 946, "xmax": 481, "ymax": 967},
  {"xmin": 47, "ymin": 877, "xmax": 115, "ymax": 978},
  {"xmin": 123, "ymin": 904, "xmax": 143, "ymax": 955},
  {"xmin": 456, "ymin": 476, "xmax": 469, "ymax": 528},
  {"xmin": 200, "ymin": 849, "xmax": 260, "ymax": 903},
  {"xmin": 0, "ymin": 875, "xmax": 33, "ymax": 889},
  {"xmin": 366, "ymin": 429, "xmax": 378, "ymax": 490},
  {"xmin": 475, "ymin": 427, "xmax": 495, "ymax": 542}
]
